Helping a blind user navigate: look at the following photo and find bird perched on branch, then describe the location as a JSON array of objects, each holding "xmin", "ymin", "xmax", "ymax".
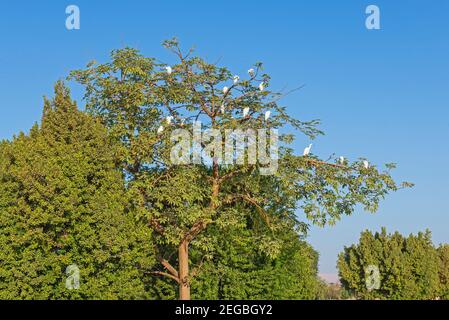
[
  {"xmin": 303, "ymin": 144, "xmax": 312, "ymax": 156},
  {"xmin": 265, "ymin": 111, "xmax": 271, "ymax": 121},
  {"xmin": 363, "ymin": 160, "xmax": 370, "ymax": 169},
  {"xmin": 165, "ymin": 66, "xmax": 172, "ymax": 75},
  {"xmin": 166, "ymin": 116, "xmax": 173, "ymax": 125},
  {"xmin": 243, "ymin": 107, "xmax": 250, "ymax": 118}
]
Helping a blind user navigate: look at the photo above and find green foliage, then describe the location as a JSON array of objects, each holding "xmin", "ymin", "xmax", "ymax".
[
  {"xmin": 0, "ymin": 82, "xmax": 154, "ymax": 299},
  {"xmin": 191, "ymin": 226, "xmax": 322, "ymax": 300},
  {"xmin": 0, "ymin": 38, "xmax": 414, "ymax": 300},
  {"xmin": 338, "ymin": 228, "xmax": 446, "ymax": 300},
  {"xmin": 437, "ymin": 244, "xmax": 449, "ymax": 299},
  {"xmin": 316, "ymin": 280, "xmax": 343, "ymax": 300},
  {"xmin": 149, "ymin": 225, "xmax": 323, "ymax": 300},
  {"xmin": 70, "ymin": 39, "xmax": 408, "ymax": 299}
]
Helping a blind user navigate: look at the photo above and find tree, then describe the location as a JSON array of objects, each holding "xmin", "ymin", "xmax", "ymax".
[
  {"xmin": 0, "ymin": 82, "xmax": 154, "ymax": 299},
  {"xmin": 316, "ymin": 280, "xmax": 343, "ymax": 300},
  {"xmin": 146, "ymin": 225, "xmax": 323, "ymax": 300},
  {"xmin": 338, "ymin": 229, "xmax": 442, "ymax": 300},
  {"xmin": 437, "ymin": 244, "xmax": 449, "ymax": 299},
  {"xmin": 70, "ymin": 39, "xmax": 409, "ymax": 300},
  {"xmin": 190, "ymin": 226, "xmax": 321, "ymax": 299}
]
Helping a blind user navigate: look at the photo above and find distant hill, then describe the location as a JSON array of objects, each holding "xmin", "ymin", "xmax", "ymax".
[{"xmin": 319, "ymin": 273, "xmax": 340, "ymax": 284}]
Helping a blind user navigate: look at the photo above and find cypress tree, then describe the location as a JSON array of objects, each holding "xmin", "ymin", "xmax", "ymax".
[{"xmin": 0, "ymin": 81, "xmax": 154, "ymax": 299}]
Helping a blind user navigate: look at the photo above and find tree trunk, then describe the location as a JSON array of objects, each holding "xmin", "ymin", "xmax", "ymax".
[{"xmin": 178, "ymin": 240, "xmax": 190, "ymax": 300}]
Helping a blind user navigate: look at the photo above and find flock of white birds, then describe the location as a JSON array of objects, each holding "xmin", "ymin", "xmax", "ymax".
[
  {"xmin": 157, "ymin": 67, "xmax": 269, "ymax": 134},
  {"xmin": 302, "ymin": 144, "xmax": 369, "ymax": 168},
  {"xmin": 159, "ymin": 66, "xmax": 370, "ymax": 168}
]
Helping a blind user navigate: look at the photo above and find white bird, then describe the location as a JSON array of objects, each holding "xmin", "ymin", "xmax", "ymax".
[
  {"xmin": 264, "ymin": 111, "xmax": 271, "ymax": 121},
  {"xmin": 303, "ymin": 144, "xmax": 312, "ymax": 156},
  {"xmin": 157, "ymin": 126, "xmax": 164, "ymax": 135},
  {"xmin": 259, "ymin": 82, "xmax": 265, "ymax": 91},
  {"xmin": 233, "ymin": 75, "xmax": 240, "ymax": 84},
  {"xmin": 165, "ymin": 66, "xmax": 172, "ymax": 75},
  {"xmin": 220, "ymin": 103, "xmax": 225, "ymax": 114},
  {"xmin": 243, "ymin": 107, "xmax": 250, "ymax": 118},
  {"xmin": 248, "ymin": 68, "xmax": 255, "ymax": 76},
  {"xmin": 363, "ymin": 160, "xmax": 370, "ymax": 169},
  {"xmin": 223, "ymin": 86, "xmax": 229, "ymax": 94},
  {"xmin": 166, "ymin": 116, "xmax": 173, "ymax": 125},
  {"xmin": 339, "ymin": 156, "xmax": 345, "ymax": 164}
]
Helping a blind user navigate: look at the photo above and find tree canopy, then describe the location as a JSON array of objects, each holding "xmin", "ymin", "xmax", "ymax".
[
  {"xmin": 70, "ymin": 38, "xmax": 409, "ymax": 299},
  {"xmin": 0, "ymin": 82, "xmax": 154, "ymax": 299},
  {"xmin": 338, "ymin": 228, "xmax": 448, "ymax": 300}
]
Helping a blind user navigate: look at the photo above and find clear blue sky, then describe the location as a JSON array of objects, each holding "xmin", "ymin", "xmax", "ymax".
[{"xmin": 1, "ymin": 1, "xmax": 448, "ymax": 277}]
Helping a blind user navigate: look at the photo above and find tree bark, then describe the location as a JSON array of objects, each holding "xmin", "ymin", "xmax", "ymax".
[
  {"xmin": 178, "ymin": 240, "xmax": 190, "ymax": 300},
  {"xmin": 176, "ymin": 158, "xmax": 220, "ymax": 300}
]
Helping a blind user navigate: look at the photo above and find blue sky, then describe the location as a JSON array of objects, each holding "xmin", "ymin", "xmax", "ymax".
[{"xmin": 1, "ymin": 1, "xmax": 448, "ymax": 277}]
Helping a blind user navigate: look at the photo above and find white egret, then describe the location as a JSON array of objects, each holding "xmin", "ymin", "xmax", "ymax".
[
  {"xmin": 248, "ymin": 68, "xmax": 255, "ymax": 76},
  {"xmin": 220, "ymin": 103, "xmax": 225, "ymax": 114},
  {"xmin": 166, "ymin": 116, "xmax": 173, "ymax": 125},
  {"xmin": 339, "ymin": 156, "xmax": 345, "ymax": 164},
  {"xmin": 259, "ymin": 82, "xmax": 265, "ymax": 91},
  {"xmin": 243, "ymin": 107, "xmax": 250, "ymax": 118},
  {"xmin": 303, "ymin": 144, "xmax": 312, "ymax": 156},
  {"xmin": 233, "ymin": 75, "xmax": 240, "ymax": 84},
  {"xmin": 223, "ymin": 86, "xmax": 229, "ymax": 94},
  {"xmin": 363, "ymin": 160, "xmax": 370, "ymax": 169},
  {"xmin": 165, "ymin": 66, "xmax": 172, "ymax": 75},
  {"xmin": 157, "ymin": 126, "xmax": 164, "ymax": 135},
  {"xmin": 264, "ymin": 111, "xmax": 271, "ymax": 121}
]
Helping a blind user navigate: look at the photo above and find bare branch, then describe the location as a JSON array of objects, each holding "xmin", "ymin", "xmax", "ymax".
[
  {"xmin": 146, "ymin": 271, "xmax": 180, "ymax": 283},
  {"xmin": 157, "ymin": 255, "xmax": 179, "ymax": 278}
]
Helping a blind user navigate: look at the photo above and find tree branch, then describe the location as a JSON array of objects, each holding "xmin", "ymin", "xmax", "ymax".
[
  {"xmin": 156, "ymin": 256, "xmax": 178, "ymax": 277},
  {"xmin": 221, "ymin": 193, "xmax": 271, "ymax": 227},
  {"xmin": 147, "ymin": 271, "xmax": 180, "ymax": 284},
  {"xmin": 304, "ymin": 158, "xmax": 349, "ymax": 169},
  {"xmin": 182, "ymin": 220, "xmax": 207, "ymax": 243},
  {"xmin": 157, "ymin": 255, "xmax": 179, "ymax": 278},
  {"xmin": 148, "ymin": 218, "xmax": 165, "ymax": 235},
  {"xmin": 190, "ymin": 256, "xmax": 207, "ymax": 279},
  {"xmin": 219, "ymin": 165, "xmax": 255, "ymax": 184}
]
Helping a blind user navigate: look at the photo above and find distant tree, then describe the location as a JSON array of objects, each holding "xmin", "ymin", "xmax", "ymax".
[
  {"xmin": 0, "ymin": 82, "xmax": 154, "ymax": 299},
  {"xmin": 338, "ymin": 228, "xmax": 442, "ymax": 300},
  {"xmin": 316, "ymin": 280, "xmax": 343, "ymax": 300},
  {"xmin": 71, "ymin": 39, "xmax": 409, "ymax": 300},
  {"xmin": 437, "ymin": 244, "xmax": 449, "ymax": 299}
]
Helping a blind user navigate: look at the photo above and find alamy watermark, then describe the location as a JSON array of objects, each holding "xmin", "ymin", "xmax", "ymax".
[
  {"xmin": 366, "ymin": 5, "xmax": 381, "ymax": 30},
  {"xmin": 65, "ymin": 264, "xmax": 80, "ymax": 290},
  {"xmin": 64, "ymin": 5, "xmax": 380, "ymax": 31},
  {"xmin": 170, "ymin": 121, "xmax": 278, "ymax": 175},
  {"xmin": 365, "ymin": 264, "xmax": 380, "ymax": 291},
  {"xmin": 66, "ymin": 5, "xmax": 80, "ymax": 30}
]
